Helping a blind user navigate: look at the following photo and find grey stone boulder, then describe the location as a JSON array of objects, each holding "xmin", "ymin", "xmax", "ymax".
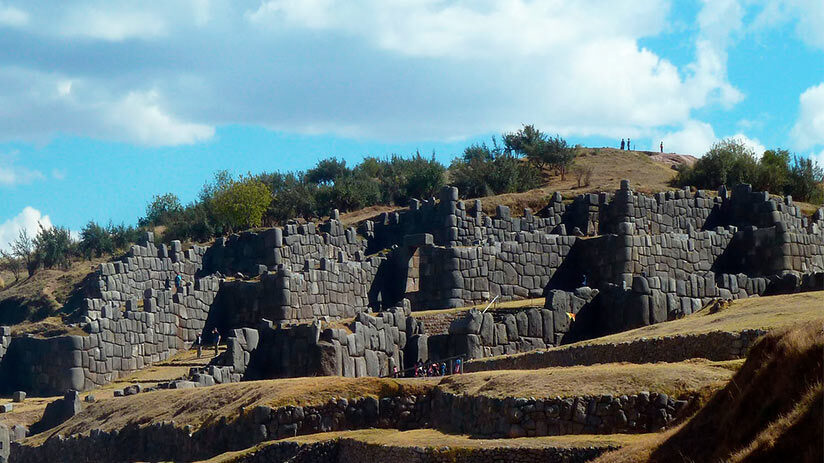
[{"xmin": 11, "ymin": 391, "xmax": 25, "ymax": 403}]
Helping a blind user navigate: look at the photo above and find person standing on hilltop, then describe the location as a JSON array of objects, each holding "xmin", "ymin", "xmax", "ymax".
[
  {"xmin": 660, "ymin": 141, "xmax": 664, "ymax": 153},
  {"xmin": 620, "ymin": 139, "xmax": 625, "ymax": 150},
  {"xmin": 627, "ymin": 138, "xmax": 631, "ymax": 151}
]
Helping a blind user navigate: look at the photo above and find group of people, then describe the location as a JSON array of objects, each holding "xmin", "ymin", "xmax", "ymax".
[
  {"xmin": 409, "ymin": 358, "xmax": 462, "ymax": 377},
  {"xmin": 194, "ymin": 328, "xmax": 221, "ymax": 358},
  {"xmin": 619, "ymin": 139, "xmax": 665, "ymax": 153},
  {"xmin": 620, "ymin": 138, "xmax": 632, "ymax": 150}
]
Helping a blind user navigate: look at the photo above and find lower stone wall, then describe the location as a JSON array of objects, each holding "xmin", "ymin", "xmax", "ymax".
[
  {"xmin": 465, "ymin": 329, "xmax": 767, "ymax": 373},
  {"xmin": 11, "ymin": 388, "xmax": 686, "ymax": 463}
]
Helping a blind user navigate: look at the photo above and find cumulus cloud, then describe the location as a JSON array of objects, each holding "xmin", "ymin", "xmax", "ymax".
[
  {"xmin": 658, "ymin": 121, "xmax": 765, "ymax": 158},
  {"xmin": 0, "ymin": 207, "xmax": 52, "ymax": 251},
  {"xmin": 659, "ymin": 120, "xmax": 717, "ymax": 156},
  {"xmin": 106, "ymin": 90, "xmax": 215, "ymax": 146},
  {"xmin": 752, "ymin": 0, "xmax": 824, "ymax": 50},
  {"xmin": 791, "ymin": 83, "xmax": 824, "ymax": 150},
  {"xmin": 0, "ymin": 0, "xmax": 748, "ymax": 144},
  {"xmin": 729, "ymin": 133, "xmax": 766, "ymax": 158}
]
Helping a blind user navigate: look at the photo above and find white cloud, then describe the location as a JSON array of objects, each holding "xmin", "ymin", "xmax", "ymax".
[
  {"xmin": 659, "ymin": 120, "xmax": 717, "ymax": 156},
  {"xmin": 683, "ymin": 0, "xmax": 745, "ymax": 109},
  {"xmin": 791, "ymin": 82, "xmax": 824, "ymax": 150},
  {"xmin": 752, "ymin": 0, "xmax": 824, "ymax": 50},
  {"xmin": 0, "ymin": 207, "xmax": 52, "ymax": 251},
  {"xmin": 0, "ymin": 153, "xmax": 45, "ymax": 186},
  {"xmin": 59, "ymin": 6, "xmax": 167, "ymax": 41},
  {"xmin": 0, "ymin": 2, "xmax": 27, "ymax": 27},
  {"xmin": 658, "ymin": 121, "xmax": 765, "ymax": 158},
  {"xmin": 729, "ymin": 133, "xmax": 766, "ymax": 158},
  {"xmin": 0, "ymin": 0, "xmax": 749, "ymax": 144},
  {"xmin": 106, "ymin": 90, "xmax": 215, "ymax": 146}
]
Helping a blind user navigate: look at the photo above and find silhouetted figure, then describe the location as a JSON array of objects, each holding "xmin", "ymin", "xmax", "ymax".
[
  {"xmin": 620, "ymin": 139, "xmax": 625, "ymax": 150},
  {"xmin": 627, "ymin": 138, "xmax": 631, "ymax": 151},
  {"xmin": 660, "ymin": 141, "xmax": 664, "ymax": 153}
]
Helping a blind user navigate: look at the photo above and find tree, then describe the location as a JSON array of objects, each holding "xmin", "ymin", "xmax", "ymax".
[
  {"xmin": 79, "ymin": 221, "xmax": 114, "ymax": 259},
  {"xmin": 755, "ymin": 149, "xmax": 791, "ymax": 193},
  {"xmin": 306, "ymin": 158, "xmax": 349, "ymax": 185},
  {"xmin": 11, "ymin": 228, "xmax": 37, "ymax": 277},
  {"xmin": 787, "ymin": 156, "xmax": 824, "ymax": 203},
  {"xmin": 450, "ymin": 139, "xmax": 542, "ymax": 198},
  {"xmin": 212, "ymin": 177, "xmax": 273, "ymax": 231},
  {"xmin": 676, "ymin": 138, "xmax": 758, "ymax": 189},
  {"xmin": 0, "ymin": 250, "xmax": 22, "ymax": 281},
  {"xmin": 140, "ymin": 193, "xmax": 183, "ymax": 227},
  {"xmin": 504, "ymin": 125, "xmax": 575, "ymax": 179},
  {"xmin": 34, "ymin": 224, "xmax": 74, "ymax": 270}
]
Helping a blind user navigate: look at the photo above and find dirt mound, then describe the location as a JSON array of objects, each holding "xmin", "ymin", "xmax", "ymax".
[
  {"xmin": 649, "ymin": 153, "xmax": 698, "ymax": 168},
  {"xmin": 594, "ymin": 323, "xmax": 824, "ymax": 463}
]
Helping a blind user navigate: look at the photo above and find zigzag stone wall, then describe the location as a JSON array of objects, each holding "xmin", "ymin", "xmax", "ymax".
[{"xmin": 1, "ymin": 182, "xmax": 823, "ymax": 395}]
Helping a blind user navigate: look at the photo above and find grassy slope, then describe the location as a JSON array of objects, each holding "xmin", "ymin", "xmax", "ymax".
[
  {"xmin": 200, "ymin": 429, "xmax": 654, "ymax": 463},
  {"xmin": 24, "ymin": 358, "xmax": 735, "ymax": 446},
  {"xmin": 592, "ymin": 323, "xmax": 824, "ymax": 463},
  {"xmin": 0, "ymin": 256, "xmax": 108, "ymax": 335},
  {"xmin": 436, "ymin": 359, "xmax": 739, "ymax": 400}
]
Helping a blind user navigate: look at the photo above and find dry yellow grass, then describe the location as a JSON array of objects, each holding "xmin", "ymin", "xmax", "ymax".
[
  {"xmin": 592, "ymin": 324, "xmax": 824, "ymax": 463},
  {"xmin": 436, "ymin": 359, "xmax": 739, "ymax": 399},
  {"xmin": 199, "ymin": 429, "xmax": 657, "ymax": 463},
  {"xmin": 0, "ymin": 396, "xmax": 58, "ymax": 429}
]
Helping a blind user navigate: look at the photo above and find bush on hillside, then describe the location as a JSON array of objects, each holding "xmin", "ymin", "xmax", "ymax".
[
  {"xmin": 787, "ymin": 156, "xmax": 824, "ymax": 203},
  {"xmin": 33, "ymin": 224, "xmax": 75, "ymax": 270},
  {"xmin": 79, "ymin": 221, "xmax": 114, "ymax": 259},
  {"xmin": 505, "ymin": 125, "xmax": 576, "ymax": 179},
  {"xmin": 450, "ymin": 139, "xmax": 542, "ymax": 198},
  {"xmin": 211, "ymin": 176, "xmax": 273, "ymax": 232},
  {"xmin": 0, "ymin": 250, "xmax": 23, "ymax": 281},
  {"xmin": 675, "ymin": 138, "xmax": 824, "ymax": 202},
  {"xmin": 10, "ymin": 229, "xmax": 38, "ymax": 277},
  {"xmin": 139, "ymin": 193, "xmax": 183, "ymax": 227},
  {"xmin": 675, "ymin": 138, "xmax": 759, "ymax": 189}
]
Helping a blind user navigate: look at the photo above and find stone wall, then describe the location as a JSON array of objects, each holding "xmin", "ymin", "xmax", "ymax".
[
  {"xmin": 211, "ymin": 257, "xmax": 383, "ymax": 329},
  {"xmin": 0, "ymin": 234, "xmax": 219, "ymax": 395},
  {"xmin": 413, "ymin": 233, "xmax": 576, "ymax": 309},
  {"xmin": 202, "ymin": 214, "xmax": 366, "ymax": 277},
  {"xmin": 465, "ymin": 329, "xmax": 768, "ymax": 373},
  {"xmin": 11, "ymin": 388, "xmax": 689, "ymax": 463},
  {"xmin": 205, "ymin": 302, "xmax": 423, "ymax": 383}
]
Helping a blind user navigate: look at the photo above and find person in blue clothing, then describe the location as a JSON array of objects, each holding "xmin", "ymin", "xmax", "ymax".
[
  {"xmin": 620, "ymin": 139, "xmax": 625, "ymax": 150},
  {"xmin": 174, "ymin": 274, "xmax": 183, "ymax": 292}
]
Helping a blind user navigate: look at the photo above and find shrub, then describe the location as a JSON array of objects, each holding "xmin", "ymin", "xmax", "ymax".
[
  {"xmin": 10, "ymin": 228, "xmax": 38, "ymax": 277},
  {"xmin": 450, "ymin": 139, "xmax": 542, "ymax": 198},
  {"xmin": 212, "ymin": 176, "xmax": 273, "ymax": 231},
  {"xmin": 572, "ymin": 164, "xmax": 594, "ymax": 188},
  {"xmin": 79, "ymin": 221, "xmax": 114, "ymax": 259},
  {"xmin": 0, "ymin": 250, "xmax": 22, "ymax": 281},
  {"xmin": 787, "ymin": 156, "xmax": 824, "ymax": 203},
  {"xmin": 140, "ymin": 193, "xmax": 183, "ymax": 227},
  {"xmin": 504, "ymin": 125, "xmax": 575, "ymax": 179},
  {"xmin": 34, "ymin": 224, "xmax": 75, "ymax": 270},
  {"xmin": 676, "ymin": 138, "xmax": 758, "ymax": 189}
]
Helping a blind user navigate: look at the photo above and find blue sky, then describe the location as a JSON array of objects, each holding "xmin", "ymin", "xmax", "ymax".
[{"xmin": 0, "ymin": 0, "xmax": 822, "ymax": 248}]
